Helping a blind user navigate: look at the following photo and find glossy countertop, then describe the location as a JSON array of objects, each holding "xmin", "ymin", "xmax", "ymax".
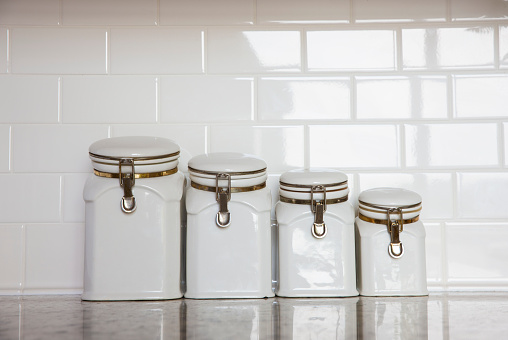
[{"xmin": 1, "ymin": 293, "xmax": 507, "ymax": 339}]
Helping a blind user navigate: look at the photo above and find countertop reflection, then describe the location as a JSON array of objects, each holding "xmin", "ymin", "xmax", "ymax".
[{"xmin": 1, "ymin": 293, "xmax": 508, "ymax": 339}]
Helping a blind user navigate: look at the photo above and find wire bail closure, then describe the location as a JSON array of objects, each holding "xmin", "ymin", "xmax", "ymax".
[
  {"xmin": 387, "ymin": 207, "xmax": 404, "ymax": 258},
  {"xmin": 119, "ymin": 158, "xmax": 136, "ymax": 214},
  {"xmin": 215, "ymin": 173, "xmax": 232, "ymax": 228},
  {"xmin": 311, "ymin": 185, "xmax": 327, "ymax": 239}
]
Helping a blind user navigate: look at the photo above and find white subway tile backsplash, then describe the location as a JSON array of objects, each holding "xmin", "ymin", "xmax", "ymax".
[
  {"xmin": 160, "ymin": 0, "xmax": 254, "ymax": 25},
  {"xmin": 424, "ymin": 223, "xmax": 443, "ymax": 285},
  {"xmin": 62, "ymin": 76, "xmax": 156, "ymax": 123},
  {"xmin": 457, "ymin": 172, "xmax": 508, "ymax": 219},
  {"xmin": 402, "ymin": 27, "xmax": 495, "ymax": 70},
  {"xmin": 0, "ymin": 28, "xmax": 7, "ymax": 74},
  {"xmin": 11, "ymin": 125, "xmax": 108, "ymax": 173},
  {"xmin": 451, "ymin": 0, "xmax": 508, "ymax": 21},
  {"xmin": 0, "ymin": 125, "xmax": 9, "ymax": 172},
  {"xmin": 309, "ymin": 125, "xmax": 400, "ymax": 168},
  {"xmin": 405, "ymin": 124, "xmax": 499, "ymax": 168},
  {"xmin": 207, "ymin": 29, "xmax": 301, "ymax": 73},
  {"xmin": 0, "ymin": 0, "xmax": 60, "ymax": 25},
  {"xmin": 307, "ymin": 30, "xmax": 396, "ymax": 71},
  {"xmin": 358, "ymin": 173, "xmax": 453, "ymax": 219},
  {"xmin": 160, "ymin": 76, "xmax": 253, "ymax": 123},
  {"xmin": 454, "ymin": 75, "xmax": 508, "ymax": 118},
  {"xmin": 501, "ymin": 26, "xmax": 508, "ymax": 69},
  {"xmin": 10, "ymin": 28, "xmax": 107, "ymax": 74},
  {"xmin": 62, "ymin": 174, "xmax": 89, "ymax": 223},
  {"xmin": 258, "ymin": 77, "xmax": 350, "ymax": 120},
  {"xmin": 210, "ymin": 125, "xmax": 305, "ymax": 172},
  {"xmin": 111, "ymin": 124, "xmax": 207, "ymax": 171},
  {"xmin": 353, "ymin": 0, "xmax": 446, "ymax": 22},
  {"xmin": 25, "ymin": 224, "xmax": 84, "ymax": 292},
  {"xmin": 0, "ymin": 225, "xmax": 23, "ymax": 292},
  {"xmin": 62, "ymin": 0, "xmax": 157, "ymax": 25},
  {"xmin": 257, "ymin": 0, "xmax": 349, "ymax": 24},
  {"xmin": 446, "ymin": 223, "xmax": 508, "ymax": 286},
  {"xmin": 110, "ymin": 28, "xmax": 203, "ymax": 75},
  {"xmin": 0, "ymin": 174, "xmax": 61, "ymax": 223},
  {"xmin": 0, "ymin": 76, "xmax": 59, "ymax": 123},
  {"xmin": 356, "ymin": 76, "xmax": 447, "ymax": 120}
]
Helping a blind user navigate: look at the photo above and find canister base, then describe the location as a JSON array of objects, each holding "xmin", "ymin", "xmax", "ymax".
[
  {"xmin": 276, "ymin": 290, "xmax": 359, "ymax": 298},
  {"xmin": 184, "ymin": 291, "xmax": 275, "ymax": 299},
  {"xmin": 82, "ymin": 291, "xmax": 183, "ymax": 301}
]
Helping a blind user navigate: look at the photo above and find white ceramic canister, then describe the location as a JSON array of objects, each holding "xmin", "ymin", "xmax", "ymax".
[
  {"xmin": 82, "ymin": 136, "xmax": 185, "ymax": 301},
  {"xmin": 355, "ymin": 187, "xmax": 428, "ymax": 296},
  {"xmin": 185, "ymin": 152, "xmax": 274, "ymax": 299},
  {"xmin": 276, "ymin": 169, "xmax": 358, "ymax": 297}
]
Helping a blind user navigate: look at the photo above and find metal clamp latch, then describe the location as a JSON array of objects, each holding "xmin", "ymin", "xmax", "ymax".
[
  {"xmin": 119, "ymin": 158, "xmax": 136, "ymax": 214},
  {"xmin": 215, "ymin": 173, "xmax": 231, "ymax": 228},
  {"xmin": 311, "ymin": 185, "xmax": 327, "ymax": 239},
  {"xmin": 387, "ymin": 207, "xmax": 404, "ymax": 258}
]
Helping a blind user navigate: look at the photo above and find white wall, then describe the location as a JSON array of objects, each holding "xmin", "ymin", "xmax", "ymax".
[{"xmin": 1, "ymin": 0, "xmax": 508, "ymax": 294}]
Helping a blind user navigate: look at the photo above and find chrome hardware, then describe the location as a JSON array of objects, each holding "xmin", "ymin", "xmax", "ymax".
[
  {"xmin": 215, "ymin": 173, "xmax": 231, "ymax": 228},
  {"xmin": 119, "ymin": 158, "xmax": 136, "ymax": 214},
  {"xmin": 387, "ymin": 207, "xmax": 404, "ymax": 258},
  {"xmin": 311, "ymin": 185, "xmax": 327, "ymax": 239}
]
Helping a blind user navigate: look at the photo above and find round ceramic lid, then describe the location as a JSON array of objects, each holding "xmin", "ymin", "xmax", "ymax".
[
  {"xmin": 89, "ymin": 136, "xmax": 180, "ymax": 160},
  {"xmin": 188, "ymin": 152, "xmax": 267, "ymax": 175},
  {"xmin": 280, "ymin": 168, "xmax": 348, "ymax": 187},
  {"xmin": 359, "ymin": 187, "xmax": 421, "ymax": 208}
]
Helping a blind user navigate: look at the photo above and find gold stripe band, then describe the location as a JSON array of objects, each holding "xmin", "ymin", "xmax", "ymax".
[
  {"xmin": 280, "ymin": 186, "xmax": 348, "ymax": 194},
  {"xmin": 279, "ymin": 195, "xmax": 348, "ymax": 205},
  {"xmin": 359, "ymin": 200, "xmax": 421, "ymax": 210},
  {"xmin": 188, "ymin": 166, "xmax": 266, "ymax": 177},
  {"xmin": 94, "ymin": 167, "xmax": 178, "ymax": 179},
  {"xmin": 360, "ymin": 205, "xmax": 422, "ymax": 215},
  {"xmin": 279, "ymin": 180, "xmax": 347, "ymax": 189},
  {"xmin": 358, "ymin": 213, "xmax": 419, "ymax": 225},
  {"xmin": 89, "ymin": 151, "xmax": 180, "ymax": 162},
  {"xmin": 191, "ymin": 181, "xmax": 266, "ymax": 193}
]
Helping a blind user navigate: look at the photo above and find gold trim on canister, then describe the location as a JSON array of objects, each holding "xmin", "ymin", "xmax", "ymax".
[
  {"xmin": 190, "ymin": 181, "xmax": 266, "ymax": 193},
  {"xmin": 279, "ymin": 195, "xmax": 349, "ymax": 205},
  {"xmin": 93, "ymin": 167, "xmax": 178, "ymax": 179},
  {"xmin": 188, "ymin": 166, "xmax": 267, "ymax": 177},
  {"xmin": 358, "ymin": 213, "xmax": 420, "ymax": 225}
]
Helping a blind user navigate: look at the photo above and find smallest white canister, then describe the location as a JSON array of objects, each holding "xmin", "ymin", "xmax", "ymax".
[
  {"xmin": 355, "ymin": 187, "xmax": 428, "ymax": 296},
  {"xmin": 276, "ymin": 169, "xmax": 357, "ymax": 297}
]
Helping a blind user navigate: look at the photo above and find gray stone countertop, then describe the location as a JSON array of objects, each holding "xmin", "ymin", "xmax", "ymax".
[{"xmin": 1, "ymin": 293, "xmax": 508, "ymax": 339}]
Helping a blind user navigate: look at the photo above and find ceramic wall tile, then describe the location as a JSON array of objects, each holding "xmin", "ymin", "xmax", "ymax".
[
  {"xmin": 454, "ymin": 75, "xmax": 508, "ymax": 118},
  {"xmin": 207, "ymin": 28, "xmax": 301, "ymax": 73},
  {"xmin": 405, "ymin": 124, "xmax": 499, "ymax": 168},
  {"xmin": 111, "ymin": 124, "xmax": 207, "ymax": 171},
  {"xmin": 309, "ymin": 125, "xmax": 400, "ymax": 168},
  {"xmin": 0, "ymin": 174, "xmax": 61, "ymax": 223},
  {"xmin": 356, "ymin": 76, "xmax": 447, "ymax": 119},
  {"xmin": 501, "ymin": 26, "xmax": 508, "ymax": 69},
  {"xmin": 258, "ymin": 77, "xmax": 350, "ymax": 120},
  {"xmin": 358, "ymin": 173, "xmax": 454, "ymax": 219},
  {"xmin": 0, "ymin": 76, "xmax": 59, "ymax": 123},
  {"xmin": 267, "ymin": 173, "xmax": 281, "ymax": 220},
  {"xmin": 446, "ymin": 223, "xmax": 508, "ymax": 287},
  {"xmin": 353, "ymin": 0, "xmax": 446, "ymax": 22},
  {"xmin": 0, "ymin": 0, "xmax": 60, "ymax": 25},
  {"xmin": 62, "ymin": 0, "xmax": 157, "ymax": 25},
  {"xmin": 10, "ymin": 28, "xmax": 107, "ymax": 74},
  {"xmin": 160, "ymin": 0, "xmax": 253, "ymax": 25},
  {"xmin": 307, "ymin": 30, "xmax": 396, "ymax": 71},
  {"xmin": 257, "ymin": 0, "xmax": 349, "ymax": 24},
  {"xmin": 24, "ymin": 224, "xmax": 85, "ymax": 292},
  {"xmin": 0, "ymin": 126, "xmax": 9, "ymax": 172},
  {"xmin": 110, "ymin": 28, "xmax": 203, "ymax": 74},
  {"xmin": 62, "ymin": 76, "xmax": 156, "ymax": 123},
  {"xmin": 402, "ymin": 27, "xmax": 495, "ymax": 70},
  {"xmin": 160, "ymin": 76, "xmax": 253, "ymax": 123},
  {"xmin": 209, "ymin": 125, "xmax": 305, "ymax": 172},
  {"xmin": 0, "ymin": 28, "xmax": 8, "ymax": 74},
  {"xmin": 0, "ymin": 225, "xmax": 23, "ymax": 292},
  {"xmin": 62, "ymin": 174, "xmax": 89, "ymax": 223},
  {"xmin": 457, "ymin": 172, "xmax": 508, "ymax": 219},
  {"xmin": 424, "ymin": 223, "xmax": 443, "ymax": 286},
  {"xmin": 451, "ymin": 0, "xmax": 508, "ymax": 21},
  {"xmin": 11, "ymin": 125, "xmax": 108, "ymax": 173}
]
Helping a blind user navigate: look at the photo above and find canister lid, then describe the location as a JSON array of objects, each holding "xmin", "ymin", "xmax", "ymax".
[
  {"xmin": 358, "ymin": 187, "xmax": 422, "ymax": 220},
  {"xmin": 89, "ymin": 136, "xmax": 180, "ymax": 173},
  {"xmin": 188, "ymin": 152, "xmax": 266, "ymax": 176},
  {"xmin": 280, "ymin": 168, "xmax": 348, "ymax": 187}
]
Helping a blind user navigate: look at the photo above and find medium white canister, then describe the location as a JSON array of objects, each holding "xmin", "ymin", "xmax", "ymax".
[
  {"xmin": 82, "ymin": 136, "xmax": 185, "ymax": 301},
  {"xmin": 185, "ymin": 152, "xmax": 273, "ymax": 299},
  {"xmin": 276, "ymin": 169, "xmax": 358, "ymax": 297},
  {"xmin": 355, "ymin": 187, "xmax": 428, "ymax": 296}
]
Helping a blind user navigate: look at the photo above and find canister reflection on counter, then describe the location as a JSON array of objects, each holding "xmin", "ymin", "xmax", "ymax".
[
  {"xmin": 275, "ymin": 297, "xmax": 359, "ymax": 339},
  {"xmin": 357, "ymin": 296, "xmax": 429, "ymax": 340},
  {"xmin": 183, "ymin": 298, "xmax": 275, "ymax": 339},
  {"xmin": 82, "ymin": 299, "xmax": 183, "ymax": 340}
]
